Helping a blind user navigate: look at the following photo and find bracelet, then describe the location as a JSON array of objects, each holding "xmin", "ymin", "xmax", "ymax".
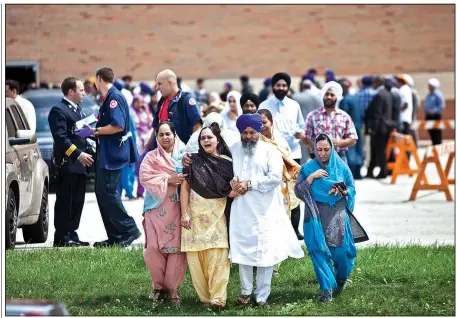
[{"xmin": 181, "ymin": 213, "xmax": 190, "ymax": 220}]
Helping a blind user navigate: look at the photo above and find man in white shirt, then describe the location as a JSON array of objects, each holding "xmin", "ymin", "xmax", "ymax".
[
  {"xmin": 394, "ymin": 74, "xmax": 413, "ymax": 135},
  {"xmin": 230, "ymin": 114, "xmax": 304, "ymax": 306},
  {"xmin": 6, "ymin": 79, "xmax": 37, "ymax": 133},
  {"xmin": 259, "ymin": 72, "xmax": 306, "ymax": 240}
]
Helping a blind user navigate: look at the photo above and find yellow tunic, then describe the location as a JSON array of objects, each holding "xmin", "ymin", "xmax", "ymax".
[{"xmin": 181, "ymin": 190, "xmax": 229, "ymax": 252}]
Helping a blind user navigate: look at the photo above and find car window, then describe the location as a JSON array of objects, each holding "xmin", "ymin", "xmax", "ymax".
[
  {"xmin": 16, "ymin": 105, "xmax": 31, "ymax": 130},
  {"xmin": 6, "ymin": 109, "xmax": 17, "ymax": 137},
  {"xmin": 10, "ymin": 106, "xmax": 26, "ymax": 130},
  {"xmin": 28, "ymin": 94, "xmax": 98, "ymax": 133}
]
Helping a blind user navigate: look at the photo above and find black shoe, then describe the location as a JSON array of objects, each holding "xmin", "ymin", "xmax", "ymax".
[
  {"xmin": 69, "ymin": 234, "xmax": 90, "ymax": 246},
  {"xmin": 334, "ymin": 280, "xmax": 348, "ymax": 296},
  {"xmin": 93, "ymin": 239, "xmax": 116, "ymax": 248},
  {"xmin": 365, "ymin": 172, "xmax": 375, "ymax": 179},
  {"xmin": 119, "ymin": 231, "xmax": 141, "ymax": 248},
  {"xmin": 53, "ymin": 239, "xmax": 83, "ymax": 248},
  {"xmin": 375, "ymin": 173, "xmax": 387, "ymax": 179},
  {"xmin": 315, "ymin": 289, "xmax": 333, "ymax": 303}
]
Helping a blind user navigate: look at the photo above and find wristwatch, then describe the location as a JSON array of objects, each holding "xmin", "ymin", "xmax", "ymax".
[
  {"xmin": 95, "ymin": 128, "xmax": 99, "ymax": 137},
  {"xmin": 247, "ymin": 181, "xmax": 252, "ymax": 191}
]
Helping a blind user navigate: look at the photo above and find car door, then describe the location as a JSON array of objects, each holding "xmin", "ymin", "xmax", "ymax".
[{"xmin": 8, "ymin": 105, "xmax": 35, "ymax": 214}]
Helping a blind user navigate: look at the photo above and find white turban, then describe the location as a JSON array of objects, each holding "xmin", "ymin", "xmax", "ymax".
[
  {"xmin": 403, "ymin": 74, "xmax": 415, "ymax": 87},
  {"xmin": 321, "ymin": 81, "xmax": 343, "ymax": 105},
  {"xmin": 428, "ymin": 78, "xmax": 440, "ymax": 89}
]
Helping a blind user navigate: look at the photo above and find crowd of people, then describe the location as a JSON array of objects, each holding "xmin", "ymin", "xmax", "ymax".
[
  {"xmin": 75, "ymin": 68, "xmax": 446, "ymax": 200},
  {"xmin": 5, "ymin": 66, "xmax": 446, "ymax": 308}
]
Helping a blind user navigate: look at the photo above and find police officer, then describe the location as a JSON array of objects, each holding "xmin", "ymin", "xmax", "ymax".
[
  {"xmin": 143, "ymin": 69, "xmax": 202, "ymax": 154},
  {"xmin": 75, "ymin": 67, "xmax": 140, "ymax": 248},
  {"xmin": 48, "ymin": 77, "xmax": 94, "ymax": 247}
]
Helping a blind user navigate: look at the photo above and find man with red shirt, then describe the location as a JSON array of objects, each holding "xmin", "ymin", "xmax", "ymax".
[{"xmin": 144, "ymin": 69, "xmax": 202, "ymax": 153}]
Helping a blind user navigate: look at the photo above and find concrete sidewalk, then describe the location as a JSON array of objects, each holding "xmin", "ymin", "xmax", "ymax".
[{"xmin": 15, "ymin": 148, "xmax": 455, "ymax": 249}]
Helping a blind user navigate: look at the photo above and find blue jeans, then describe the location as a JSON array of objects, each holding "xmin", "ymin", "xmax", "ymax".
[
  {"xmin": 95, "ymin": 160, "xmax": 140, "ymax": 242},
  {"xmin": 338, "ymin": 151, "xmax": 348, "ymax": 164},
  {"xmin": 117, "ymin": 164, "xmax": 135, "ymax": 198}
]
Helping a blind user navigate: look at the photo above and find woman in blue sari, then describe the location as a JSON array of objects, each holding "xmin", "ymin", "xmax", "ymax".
[{"xmin": 295, "ymin": 133, "xmax": 367, "ymax": 302}]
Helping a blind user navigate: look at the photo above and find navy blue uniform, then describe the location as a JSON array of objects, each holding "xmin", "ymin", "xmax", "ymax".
[
  {"xmin": 95, "ymin": 86, "xmax": 140, "ymax": 244},
  {"xmin": 48, "ymin": 98, "xmax": 89, "ymax": 244},
  {"xmin": 151, "ymin": 91, "xmax": 201, "ymax": 149}
]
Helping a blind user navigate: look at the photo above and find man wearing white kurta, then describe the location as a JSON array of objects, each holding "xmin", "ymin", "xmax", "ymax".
[
  {"xmin": 258, "ymin": 72, "xmax": 306, "ymax": 240},
  {"xmin": 229, "ymin": 113, "xmax": 304, "ymax": 306}
]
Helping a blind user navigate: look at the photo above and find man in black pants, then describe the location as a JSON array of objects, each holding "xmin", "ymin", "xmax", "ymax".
[
  {"xmin": 366, "ymin": 76, "xmax": 395, "ymax": 179},
  {"xmin": 424, "ymin": 78, "xmax": 445, "ymax": 145},
  {"xmin": 48, "ymin": 77, "xmax": 94, "ymax": 247}
]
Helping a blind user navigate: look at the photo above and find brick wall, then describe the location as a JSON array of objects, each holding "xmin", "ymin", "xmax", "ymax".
[{"xmin": 5, "ymin": 4, "xmax": 455, "ymax": 82}]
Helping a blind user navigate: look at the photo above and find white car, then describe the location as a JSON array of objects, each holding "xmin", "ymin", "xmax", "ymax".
[{"xmin": 6, "ymin": 97, "xmax": 49, "ymax": 249}]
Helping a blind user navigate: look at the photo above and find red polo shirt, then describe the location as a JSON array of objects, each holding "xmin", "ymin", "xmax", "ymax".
[{"xmin": 158, "ymin": 92, "xmax": 178, "ymax": 122}]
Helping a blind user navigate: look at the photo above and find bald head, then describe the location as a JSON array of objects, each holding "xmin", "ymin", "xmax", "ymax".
[
  {"xmin": 156, "ymin": 69, "xmax": 178, "ymax": 98},
  {"xmin": 157, "ymin": 69, "xmax": 177, "ymax": 83}
]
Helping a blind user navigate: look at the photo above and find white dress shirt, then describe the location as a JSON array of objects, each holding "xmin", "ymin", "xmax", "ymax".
[
  {"xmin": 259, "ymin": 96, "xmax": 306, "ymax": 160},
  {"xmin": 15, "ymin": 95, "xmax": 36, "ymax": 133},
  {"xmin": 399, "ymin": 84, "xmax": 413, "ymax": 124}
]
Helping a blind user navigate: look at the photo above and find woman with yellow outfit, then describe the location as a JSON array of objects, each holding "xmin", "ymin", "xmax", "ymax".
[{"xmin": 180, "ymin": 126, "xmax": 238, "ymax": 309}]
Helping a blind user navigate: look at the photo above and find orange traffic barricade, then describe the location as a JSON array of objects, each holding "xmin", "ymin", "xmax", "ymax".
[
  {"xmin": 411, "ymin": 119, "xmax": 455, "ymax": 130},
  {"xmin": 409, "ymin": 142, "xmax": 455, "ymax": 201},
  {"xmin": 385, "ymin": 132, "xmax": 422, "ymax": 184}
]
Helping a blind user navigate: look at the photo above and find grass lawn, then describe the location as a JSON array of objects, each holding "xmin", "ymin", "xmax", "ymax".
[{"xmin": 6, "ymin": 245, "xmax": 455, "ymax": 316}]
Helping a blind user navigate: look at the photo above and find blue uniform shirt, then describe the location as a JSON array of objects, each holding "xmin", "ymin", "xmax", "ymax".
[
  {"xmin": 152, "ymin": 90, "xmax": 201, "ymax": 146},
  {"xmin": 424, "ymin": 90, "xmax": 445, "ymax": 115},
  {"xmin": 97, "ymin": 86, "xmax": 138, "ymax": 170}
]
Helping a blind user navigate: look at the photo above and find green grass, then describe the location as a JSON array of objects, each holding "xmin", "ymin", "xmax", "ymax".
[{"xmin": 6, "ymin": 245, "xmax": 455, "ymax": 316}]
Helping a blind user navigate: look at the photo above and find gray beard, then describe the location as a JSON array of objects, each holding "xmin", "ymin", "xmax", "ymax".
[{"xmin": 241, "ymin": 139, "xmax": 258, "ymax": 156}]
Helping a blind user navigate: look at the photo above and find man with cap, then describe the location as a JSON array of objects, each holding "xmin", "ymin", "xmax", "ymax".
[
  {"xmin": 219, "ymin": 81, "xmax": 232, "ymax": 102},
  {"xmin": 304, "ymin": 81, "xmax": 358, "ymax": 163},
  {"xmin": 259, "ymin": 72, "xmax": 307, "ymax": 240},
  {"xmin": 240, "ymin": 92, "xmax": 260, "ymax": 114},
  {"xmin": 425, "ymin": 78, "xmax": 445, "ymax": 145},
  {"xmin": 394, "ymin": 74, "xmax": 414, "ymax": 137},
  {"xmin": 75, "ymin": 67, "xmax": 141, "ymax": 247},
  {"xmin": 229, "ymin": 113, "xmax": 304, "ymax": 307}
]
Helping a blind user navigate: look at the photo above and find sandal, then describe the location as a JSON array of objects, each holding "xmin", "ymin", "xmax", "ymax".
[
  {"xmin": 170, "ymin": 297, "xmax": 180, "ymax": 308},
  {"xmin": 148, "ymin": 289, "xmax": 163, "ymax": 302},
  {"xmin": 237, "ymin": 294, "xmax": 251, "ymax": 305},
  {"xmin": 210, "ymin": 300, "xmax": 225, "ymax": 309}
]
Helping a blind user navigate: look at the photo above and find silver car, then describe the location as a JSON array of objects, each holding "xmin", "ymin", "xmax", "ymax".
[{"xmin": 6, "ymin": 97, "xmax": 49, "ymax": 249}]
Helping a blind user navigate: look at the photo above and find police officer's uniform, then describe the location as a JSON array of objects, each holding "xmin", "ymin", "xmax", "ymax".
[
  {"xmin": 48, "ymin": 98, "xmax": 91, "ymax": 247},
  {"xmin": 95, "ymin": 86, "xmax": 140, "ymax": 247},
  {"xmin": 151, "ymin": 90, "xmax": 202, "ymax": 149}
]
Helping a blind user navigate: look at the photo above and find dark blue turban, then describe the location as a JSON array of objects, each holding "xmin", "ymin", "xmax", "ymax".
[
  {"xmin": 236, "ymin": 113, "xmax": 263, "ymax": 133},
  {"xmin": 139, "ymin": 82, "xmax": 154, "ymax": 95}
]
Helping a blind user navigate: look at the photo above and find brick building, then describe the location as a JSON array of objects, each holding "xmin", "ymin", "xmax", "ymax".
[{"xmin": 5, "ymin": 4, "xmax": 455, "ymax": 82}]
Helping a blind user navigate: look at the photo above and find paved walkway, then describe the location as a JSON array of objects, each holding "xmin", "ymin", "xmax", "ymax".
[{"xmin": 15, "ymin": 147, "xmax": 455, "ymax": 249}]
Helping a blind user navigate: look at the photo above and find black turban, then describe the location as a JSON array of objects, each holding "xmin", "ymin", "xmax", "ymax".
[
  {"xmin": 240, "ymin": 93, "xmax": 260, "ymax": 108},
  {"xmin": 271, "ymin": 72, "xmax": 291, "ymax": 87}
]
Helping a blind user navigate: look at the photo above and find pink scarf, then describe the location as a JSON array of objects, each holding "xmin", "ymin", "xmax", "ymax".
[{"xmin": 139, "ymin": 143, "xmax": 176, "ymax": 206}]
